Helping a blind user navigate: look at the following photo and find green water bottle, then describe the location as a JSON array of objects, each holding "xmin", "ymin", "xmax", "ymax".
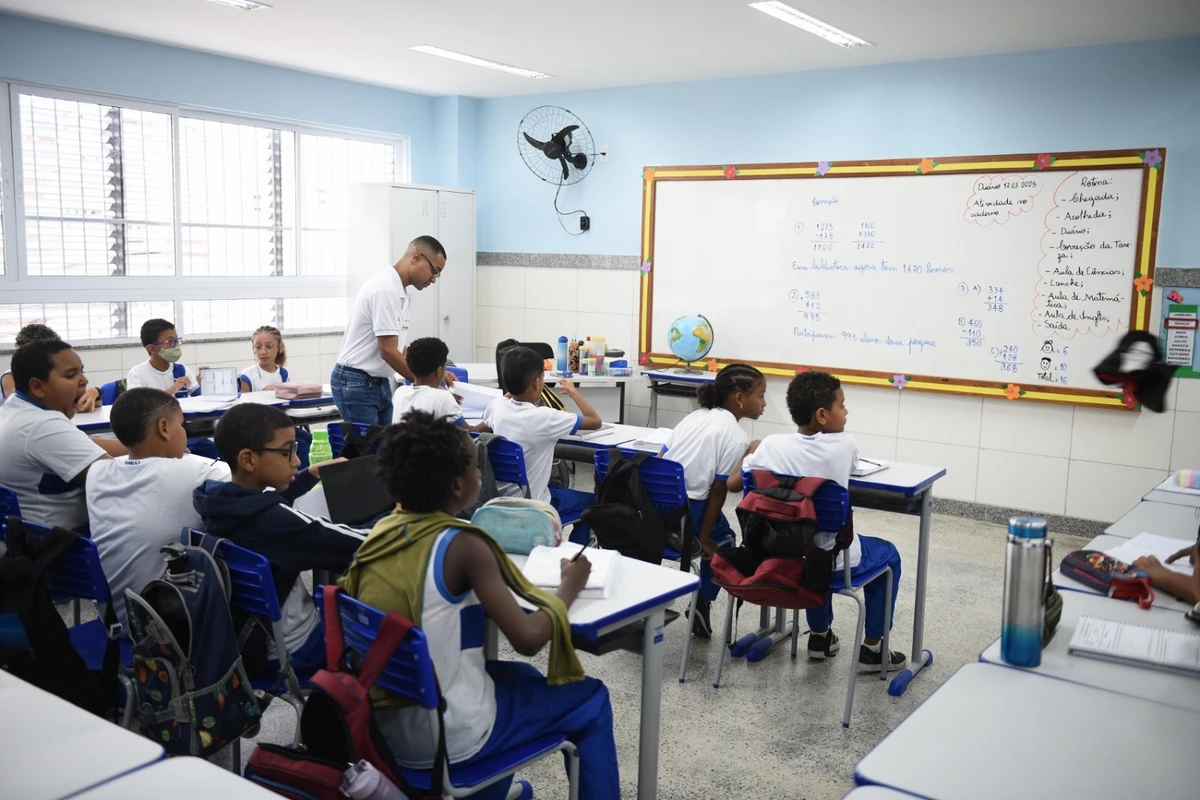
[{"xmin": 310, "ymin": 429, "xmax": 333, "ymax": 464}]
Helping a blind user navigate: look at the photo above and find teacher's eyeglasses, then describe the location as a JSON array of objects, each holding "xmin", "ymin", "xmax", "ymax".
[{"xmin": 418, "ymin": 252, "xmax": 444, "ymax": 282}]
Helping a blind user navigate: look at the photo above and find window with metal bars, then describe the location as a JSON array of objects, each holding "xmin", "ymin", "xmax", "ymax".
[{"xmin": 0, "ymin": 301, "xmax": 175, "ymax": 344}]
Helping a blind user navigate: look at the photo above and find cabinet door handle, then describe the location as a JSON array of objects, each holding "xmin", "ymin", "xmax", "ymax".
[{"xmin": 443, "ymin": 314, "xmax": 451, "ymax": 323}]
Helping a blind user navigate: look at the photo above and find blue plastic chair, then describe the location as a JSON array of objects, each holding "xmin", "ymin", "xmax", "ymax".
[
  {"xmin": 98, "ymin": 380, "xmax": 124, "ymax": 406},
  {"xmin": 182, "ymin": 529, "xmax": 309, "ymax": 745},
  {"xmin": 315, "ymin": 589, "xmax": 579, "ymax": 798},
  {"xmin": 470, "ymin": 434, "xmax": 584, "ymax": 529},
  {"xmin": 445, "ymin": 365, "xmax": 468, "ymax": 383},
  {"xmin": 711, "ymin": 471, "xmax": 894, "ymax": 728},
  {"xmin": 0, "ymin": 483, "xmax": 21, "ymax": 541},
  {"xmin": 186, "ymin": 438, "xmax": 221, "ymax": 461},
  {"xmin": 328, "ymin": 422, "xmax": 376, "ymax": 459}
]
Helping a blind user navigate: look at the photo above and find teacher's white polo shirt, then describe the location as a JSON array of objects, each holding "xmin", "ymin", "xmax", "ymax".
[{"xmin": 337, "ymin": 268, "xmax": 412, "ymax": 378}]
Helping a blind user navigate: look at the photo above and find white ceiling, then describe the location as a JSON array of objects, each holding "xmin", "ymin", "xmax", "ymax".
[{"xmin": 3, "ymin": 0, "xmax": 1199, "ymax": 98}]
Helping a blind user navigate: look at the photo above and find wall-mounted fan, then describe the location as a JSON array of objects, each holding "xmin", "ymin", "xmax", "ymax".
[{"xmin": 517, "ymin": 105, "xmax": 595, "ymax": 233}]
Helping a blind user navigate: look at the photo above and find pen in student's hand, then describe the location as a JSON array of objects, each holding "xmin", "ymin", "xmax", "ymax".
[{"xmin": 571, "ymin": 541, "xmax": 590, "ymax": 562}]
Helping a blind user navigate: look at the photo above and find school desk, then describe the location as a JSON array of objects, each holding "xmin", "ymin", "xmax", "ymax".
[
  {"xmin": 72, "ymin": 387, "xmax": 339, "ymax": 436},
  {"xmin": 70, "ymin": 756, "xmax": 278, "ymax": 799},
  {"xmin": 641, "ymin": 368, "xmax": 715, "ymax": 427},
  {"xmin": 1144, "ymin": 474, "xmax": 1200, "ymax": 509},
  {"xmin": 1052, "ymin": 533, "xmax": 1195, "ymax": 614},
  {"xmin": 854, "ymin": 663, "xmax": 1200, "ymax": 800},
  {"xmin": 456, "ymin": 361, "xmax": 636, "ymax": 424},
  {"xmin": 1105, "ymin": 499, "xmax": 1200, "ymax": 540},
  {"xmin": 0, "ymin": 669, "xmax": 165, "ymax": 799},
  {"xmin": 503, "ymin": 552, "xmax": 700, "ymax": 800},
  {"xmin": 980, "ymin": 589, "xmax": 1200, "ymax": 713},
  {"xmin": 843, "ymin": 788, "xmax": 921, "ymax": 799}
]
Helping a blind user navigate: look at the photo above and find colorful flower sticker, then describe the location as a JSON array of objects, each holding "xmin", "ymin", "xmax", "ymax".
[
  {"xmin": 890, "ymin": 374, "xmax": 909, "ymax": 390},
  {"xmin": 1134, "ymin": 274, "xmax": 1153, "ymax": 296},
  {"xmin": 723, "ymin": 165, "xmax": 738, "ymax": 179},
  {"xmin": 1004, "ymin": 383, "xmax": 1025, "ymax": 400},
  {"xmin": 1168, "ymin": 289, "xmax": 1185, "ymax": 304},
  {"xmin": 638, "ymin": 353, "xmax": 650, "ymax": 367},
  {"xmin": 1141, "ymin": 149, "xmax": 1163, "ymax": 169},
  {"xmin": 643, "ymin": 166, "xmax": 656, "ymax": 181},
  {"xmin": 640, "ymin": 259, "xmax": 652, "ymax": 274},
  {"xmin": 795, "ymin": 366, "xmax": 808, "ymax": 376},
  {"xmin": 916, "ymin": 158, "xmax": 937, "ymax": 174},
  {"xmin": 815, "ymin": 161, "xmax": 832, "ymax": 176},
  {"xmin": 1121, "ymin": 386, "xmax": 1139, "ymax": 410},
  {"xmin": 1033, "ymin": 153, "xmax": 1056, "ymax": 171},
  {"xmin": 705, "ymin": 358, "xmax": 718, "ymax": 372}
]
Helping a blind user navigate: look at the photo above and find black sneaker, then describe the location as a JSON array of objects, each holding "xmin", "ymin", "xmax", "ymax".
[
  {"xmin": 691, "ymin": 598, "xmax": 712, "ymax": 639},
  {"xmin": 857, "ymin": 644, "xmax": 908, "ymax": 673},
  {"xmin": 807, "ymin": 630, "xmax": 839, "ymax": 660}
]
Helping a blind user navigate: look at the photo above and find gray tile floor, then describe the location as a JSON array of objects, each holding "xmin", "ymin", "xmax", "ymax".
[{"xmin": 229, "ymin": 491, "xmax": 1098, "ymax": 800}]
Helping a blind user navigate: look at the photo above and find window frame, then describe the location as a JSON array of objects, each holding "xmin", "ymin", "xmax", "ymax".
[{"xmin": 0, "ymin": 79, "xmax": 409, "ymax": 343}]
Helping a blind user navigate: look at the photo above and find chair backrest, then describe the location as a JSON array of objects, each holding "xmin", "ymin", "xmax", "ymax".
[
  {"xmin": 186, "ymin": 438, "xmax": 221, "ymax": 461},
  {"xmin": 313, "ymin": 589, "xmax": 440, "ymax": 710},
  {"xmin": 445, "ymin": 365, "xmax": 468, "ymax": 383},
  {"xmin": 0, "ymin": 484, "xmax": 21, "ymax": 540},
  {"xmin": 22, "ymin": 520, "xmax": 110, "ymax": 604},
  {"xmin": 471, "ymin": 433, "xmax": 529, "ymax": 489},
  {"xmin": 521, "ymin": 342, "xmax": 555, "ymax": 361},
  {"xmin": 328, "ymin": 422, "xmax": 372, "ymax": 459},
  {"xmin": 99, "ymin": 380, "xmax": 125, "ymax": 406},
  {"xmin": 594, "ymin": 449, "xmax": 687, "ymax": 515},
  {"xmin": 182, "ymin": 529, "xmax": 283, "ymax": 622},
  {"xmin": 740, "ymin": 470, "xmax": 849, "ymax": 532}
]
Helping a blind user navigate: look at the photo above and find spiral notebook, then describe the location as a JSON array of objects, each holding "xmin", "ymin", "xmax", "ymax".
[
  {"xmin": 521, "ymin": 544, "xmax": 619, "ymax": 599},
  {"xmin": 1068, "ymin": 615, "xmax": 1200, "ymax": 678}
]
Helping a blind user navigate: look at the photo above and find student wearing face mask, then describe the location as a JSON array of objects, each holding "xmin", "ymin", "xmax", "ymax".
[{"xmin": 127, "ymin": 318, "xmax": 207, "ymax": 397}]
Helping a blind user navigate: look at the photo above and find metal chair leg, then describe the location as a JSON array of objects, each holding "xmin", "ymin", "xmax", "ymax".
[
  {"xmin": 790, "ymin": 609, "xmax": 800, "ymax": 659},
  {"xmin": 842, "ymin": 592, "xmax": 866, "ymax": 729},
  {"xmin": 230, "ymin": 737, "xmax": 242, "ymax": 774},
  {"xmin": 565, "ymin": 741, "xmax": 580, "ymax": 800},
  {"xmin": 713, "ymin": 597, "xmax": 736, "ymax": 688},
  {"xmin": 678, "ymin": 589, "xmax": 699, "ymax": 683},
  {"xmin": 881, "ymin": 567, "xmax": 893, "ymax": 682}
]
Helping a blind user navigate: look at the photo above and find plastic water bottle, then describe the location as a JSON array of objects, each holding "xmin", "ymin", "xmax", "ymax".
[
  {"xmin": 1001, "ymin": 516, "xmax": 1051, "ymax": 667},
  {"xmin": 309, "ymin": 428, "xmax": 333, "ymax": 464},
  {"xmin": 341, "ymin": 760, "xmax": 406, "ymax": 800},
  {"xmin": 557, "ymin": 336, "xmax": 569, "ymax": 373}
]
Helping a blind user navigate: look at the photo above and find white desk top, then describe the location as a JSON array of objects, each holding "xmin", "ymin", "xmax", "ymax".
[
  {"xmin": 850, "ymin": 462, "xmax": 947, "ymax": 497},
  {"xmin": 563, "ymin": 423, "xmax": 672, "ymax": 449},
  {"xmin": 855, "ymin": 663, "xmax": 1200, "ymax": 800},
  {"xmin": 72, "ymin": 756, "xmax": 279, "ymax": 798},
  {"xmin": 0, "ymin": 670, "xmax": 164, "ymax": 799},
  {"xmin": 509, "ymin": 552, "xmax": 699, "ymax": 640},
  {"xmin": 980, "ymin": 590, "xmax": 1200, "ymax": 712},
  {"xmin": 1144, "ymin": 474, "xmax": 1200, "ymax": 508},
  {"xmin": 1106, "ymin": 500, "xmax": 1200, "ymax": 540},
  {"xmin": 456, "ymin": 362, "xmax": 636, "ymax": 387},
  {"xmin": 1053, "ymin": 533, "xmax": 1195, "ymax": 614},
  {"xmin": 74, "ymin": 387, "xmax": 335, "ymax": 430},
  {"xmin": 643, "ymin": 369, "xmax": 717, "ymax": 384},
  {"xmin": 843, "ymin": 788, "xmax": 920, "ymax": 800}
]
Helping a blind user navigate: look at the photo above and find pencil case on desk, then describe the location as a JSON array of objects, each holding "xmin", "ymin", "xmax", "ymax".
[
  {"xmin": 1179, "ymin": 470, "xmax": 1200, "ymax": 489},
  {"xmin": 273, "ymin": 381, "xmax": 323, "ymax": 399}
]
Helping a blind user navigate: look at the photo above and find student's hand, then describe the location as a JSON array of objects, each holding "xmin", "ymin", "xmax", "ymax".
[
  {"xmin": 1165, "ymin": 544, "xmax": 1197, "ymax": 565},
  {"xmin": 195, "ymin": 366, "xmax": 210, "ymax": 384},
  {"xmin": 699, "ymin": 533, "xmax": 718, "ymax": 558},
  {"xmin": 308, "ymin": 457, "xmax": 348, "ymax": 478},
  {"xmin": 443, "ymin": 371, "xmax": 457, "ymax": 387},
  {"xmin": 75, "ymin": 387, "xmax": 99, "ymax": 413},
  {"xmin": 747, "ymin": 439, "xmax": 761, "ymax": 454},
  {"xmin": 560, "ymin": 556, "xmax": 592, "ymax": 597},
  {"xmin": 1133, "ymin": 555, "xmax": 1168, "ymax": 579},
  {"xmin": 558, "ymin": 377, "xmax": 579, "ymax": 397},
  {"xmin": 170, "ymin": 376, "xmax": 191, "ymax": 395}
]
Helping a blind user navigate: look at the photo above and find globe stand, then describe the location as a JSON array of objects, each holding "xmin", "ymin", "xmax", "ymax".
[{"xmin": 670, "ymin": 359, "xmax": 705, "ymax": 375}]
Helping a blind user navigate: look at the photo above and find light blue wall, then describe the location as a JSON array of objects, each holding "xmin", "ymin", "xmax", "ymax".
[
  {"xmin": 434, "ymin": 95, "xmax": 480, "ymax": 189},
  {"xmin": 475, "ymin": 37, "xmax": 1200, "ymax": 263},
  {"xmin": 0, "ymin": 14, "xmax": 441, "ymax": 184}
]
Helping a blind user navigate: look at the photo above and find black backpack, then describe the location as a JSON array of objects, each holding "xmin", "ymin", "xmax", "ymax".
[
  {"xmin": 581, "ymin": 449, "xmax": 687, "ymax": 563},
  {"xmin": 337, "ymin": 422, "xmax": 388, "ymax": 460},
  {"xmin": 459, "ymin": 433, "xmax": 502, "ymax": 520},
  {"xmin": 0, "ymin": 517, "xmax": 119, "ymax": 716}
]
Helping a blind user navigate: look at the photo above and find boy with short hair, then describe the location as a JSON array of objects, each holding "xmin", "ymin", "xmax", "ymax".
[
  {"xmin": 193, "ymin": 404, "xmax": 367, "ymax": 672},
  {"xmin": 482, "ymin": 346, "xmax": 601, "ymax": 543},
  {"xmin": 736, "ymin": 371, "xmax": 907, "ymax": 673},
  {"xmin": 87, "ymin": 388, "xmax": 231, "ymax": 631},
  {"xmin": 391, "ymin": 337, "xmax": 467, "ymax": 427},
  {"xmin": 2, "ymin": 323, "xmax": 100, "ymax": 411},
  {"xmin": 0, "ymin": 340, "xmax": 125, "ymax": 530},
  {"xmin": 127, "ymin": 318, "xmax": 205, "ymax": 397}
]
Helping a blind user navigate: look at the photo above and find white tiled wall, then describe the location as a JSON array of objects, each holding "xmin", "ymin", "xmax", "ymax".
[{"xmin": 477, "ymin": 267, "xmax": 1197, "ymax": 523}]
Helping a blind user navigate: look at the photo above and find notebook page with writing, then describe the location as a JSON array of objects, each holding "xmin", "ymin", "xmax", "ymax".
[
  {"xmin": 520, "ymin": 544, "xmax": 619, "ymax": 599},
  {"xmin": 1069, "ymin": 615, "xmax": 1200, "ymax": 677},
  {"xmin": 1105, "ymin": 533, "xmax": 1196, "ymax": 577}
]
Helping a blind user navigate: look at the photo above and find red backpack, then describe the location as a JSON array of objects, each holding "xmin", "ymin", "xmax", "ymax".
[
  {"xmin": 711, "ymin": 472, "xmax": 852, "ymax": 609},
  {"xmin": 246, "ymin": 586, "xmax": 444, "ymax": 799}
]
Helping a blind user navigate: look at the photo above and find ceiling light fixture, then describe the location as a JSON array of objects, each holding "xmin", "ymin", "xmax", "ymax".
[
  {"xmin": 410, "ymin": 45, "xmax": 551, "ymax": 79},
  {"xmin": 205, "ymin": 0, "xmax": 272, "ymax": 10},
  {"xmin": 748, "ymin": 2, "xmax": 871, "ymax": 48}
]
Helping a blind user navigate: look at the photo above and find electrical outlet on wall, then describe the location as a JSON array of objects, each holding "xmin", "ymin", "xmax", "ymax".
[{"xmin": 598, "ymin": 146, "xmax": 610, "ymax": 162}]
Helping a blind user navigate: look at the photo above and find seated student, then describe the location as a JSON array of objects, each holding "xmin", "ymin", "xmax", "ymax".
[
  {"xmin": 2, "ymin": 324, "xmax": 101, "ymax": 412},
  {"xmin": 735, "ymin": 371, "xmax": 907, "ymax": 673},
  {"xmin": 127, "ymin": 318, "xmax": 205, "ymax": 397},
  {"xmin": 239, "ymin": 325, "xmax": 290, "ymax": 393},
  {"xmin": 482, "ymin": 346, "xmax": 601, "ymax": 543},
  {"xmin": 391, "ymin": 337, "xmax": 466, "ymax": 427},
  {"xmin": 87, "ymin": 388, "xmax": 231, "ymax": 632},
  {"xmin": 0, "ymin": 340, "xmax": 125, "ymax": 530},
  {"xmin": 660, "ymin": 364, "xmax": 766, "ymax": 638},
  {"xmin": 193, "ymin": 404, "xmax": 366, "ymax": 673},
  {"xmin": 1134, "ymin": 537, "xmax": 1200, "ymax": 605},
  {"xmin": 340, "ymin": 411, "xmax": 618, "ymax": 800}
]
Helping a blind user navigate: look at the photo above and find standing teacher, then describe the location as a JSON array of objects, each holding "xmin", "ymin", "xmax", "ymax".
[{"xmin": 331, "ymin": 235, "xmax": 448, "ymax": 425}]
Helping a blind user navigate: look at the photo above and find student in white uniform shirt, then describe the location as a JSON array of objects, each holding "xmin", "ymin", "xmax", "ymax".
[
  {"xmin": 482, "ymin": 347, "xmax": 601, "ymax": 544},
  {"xmin": 0, "ymin": 340, "xmax": 126, "ymax": 530},
  {"xmin": 391, "ymin": 337, "xmax": 467, "ymax": 427},
  {"xmin": 735, "ymin": 370, "xmax": 906, "ymax": 673},
  {"xmin": 2, "ymin": 323, "xmax": 100, "ymax": 412},
  {"xmin": 126, "ymin": 319, "xmax": 205, "ymax": 398},
  {"xmin": 238, "ymin": 325, "xmax": 290, "ymax": 393},
  {"xmin": 332, "ymin": 235, "xmax": 450, "ymax": 426},
  {"xmin": 87, "ymin": 388, "xmax": 231, "ymax": 632},
  {"xmin": 659, "ymin": 364, "xmax": 766, "ymax": 638}
]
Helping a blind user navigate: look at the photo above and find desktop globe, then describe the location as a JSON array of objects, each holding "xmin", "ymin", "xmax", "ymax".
[{"xmin": 667, "ymin": 314, "xmax": 714, "ymax": 371}]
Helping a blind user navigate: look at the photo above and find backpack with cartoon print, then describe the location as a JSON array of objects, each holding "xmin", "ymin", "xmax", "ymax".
[{"xmin": 124, "ymin": 535, "xmax": 261, "ymax": 756}]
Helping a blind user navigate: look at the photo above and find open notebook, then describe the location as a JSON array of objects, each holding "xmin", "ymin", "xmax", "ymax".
[
  {"xmin": 851, "ymin": 458, "xmax": 889, "ymax": 477},
  {"xmin": 1068, "ymin": 615, "xmax": 1200, "ymax": 678},
  {"xmin": 521, "ymin": 544, "xmax": 619, "ymax": 599},
  {"xmin": 1104, "ymin": 533, "xmax": 1197, "ymax": 577},
  {"xmin": 568, "ymin": 423, "xmax": 615, "ymax": 441}
]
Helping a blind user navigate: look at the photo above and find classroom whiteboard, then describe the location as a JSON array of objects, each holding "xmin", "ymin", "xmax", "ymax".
[{"xmin": 638, "ymin": 150, "xmax": 1165, "ymax": 408}]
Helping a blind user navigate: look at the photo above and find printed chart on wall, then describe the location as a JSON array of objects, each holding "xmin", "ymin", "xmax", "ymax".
[
  {"xmin": 638, "ymin": 149, "xmax": 1165, "ymax": 408},
  {"xmin": 1161, "ymin": 287, "xmax": 1199, "ymax": 379}
]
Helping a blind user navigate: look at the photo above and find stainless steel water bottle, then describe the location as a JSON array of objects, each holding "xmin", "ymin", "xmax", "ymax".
[{"xmin": 1001, "ymin": 516, "xmax": 1051, "ymax": 667}]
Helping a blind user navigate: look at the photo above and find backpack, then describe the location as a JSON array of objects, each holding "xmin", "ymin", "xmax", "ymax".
[
  {"xmin": 711, "ymin": 472, "xmax": 852, "ymax": 609},
  {"xmin": 245, "ymin": 586, "xmax": 443, "ymax": 800},
  {"xmin": 471, "ymin": 498, "xmax": 563, "ymax": 555},
  {"xmin": 581, "ymin": 449, "xmax": 686, "ymax": 563},
  {"xmin": 0, "ymin": 518, "xmax": 119, "ymax": 716},
  {"xmin": 338, "ymin": 423, "xmax": 388, "ymax": 460},
  {"xmin": 1060, "ymin": 550, "xmax": 1155, "ymax": 609},
  {"xmin": 459, "ymin": 433, "xmax": 502, "ymax": 520},
  {"xmin": 124, "ymin": 537, "xmax": 262, "ymax": 756}
]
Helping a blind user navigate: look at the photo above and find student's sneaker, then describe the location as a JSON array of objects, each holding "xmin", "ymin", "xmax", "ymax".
[
  {"xmin": 507, "ymin": 779, "xmax": 534, "ymax": 800},
  {"xmin": 807, "ymin": 629, "xmax": 839, "ymax": 660},
  {"xmin": 857, "ymin": 644, "xmax": 908, "ymax": 673},
  {"xmin": 691, "ymin": 598, "xmax": 713, "ymax": 639}
]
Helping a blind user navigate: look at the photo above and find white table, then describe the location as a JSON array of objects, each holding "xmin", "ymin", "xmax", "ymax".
[
  {"xmin": 980, "ymin": 590, "xmax": 1200, "ymax": 712},
  {"xmin": 1144, "ymin": 474, "xmax": 1200, "ymax": 508},
  {"xmin": 843, "ymin": 788, "xmax": 921, "ymax": 799},
  {"xmin": 1053, "ymin": 533, "xmax": 1196, "ymax": 613},
  {"xmin": 1106, "ymin": 500, "xmax": 1200, "ymax": 540},
  {"xmin": 456, "ymin": 361, "xmax": 637, "ymax": 424},
  {"xmin": 643, "ymin": 369, "xmax": 715, "ymax": 427},
  {"xmin": 855, "ymin": 663, "xmax": 1200, "ymax": 800},
  {"xmin": 74, "ymin": 388, "xmax": 339, "ymax": 435},
  {"xmin": 505, "ymin": 553, "xmax": 700, "ymax": 800},
  {"xmin": 0, "ymin": 670, "xmax": 164, "ymax": 799},
  {"xmin": 562, "ymin": 423, "xmax": 671, "ymax": 450},
  {"xmin": 71, "ymin": 756, "xmax": 278, "ymax": 798}
]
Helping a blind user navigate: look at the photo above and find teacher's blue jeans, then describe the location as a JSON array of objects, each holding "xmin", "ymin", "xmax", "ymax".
[{"xmin": 330, "ymin": 363, "xmax": 392, "ymax": 426}]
